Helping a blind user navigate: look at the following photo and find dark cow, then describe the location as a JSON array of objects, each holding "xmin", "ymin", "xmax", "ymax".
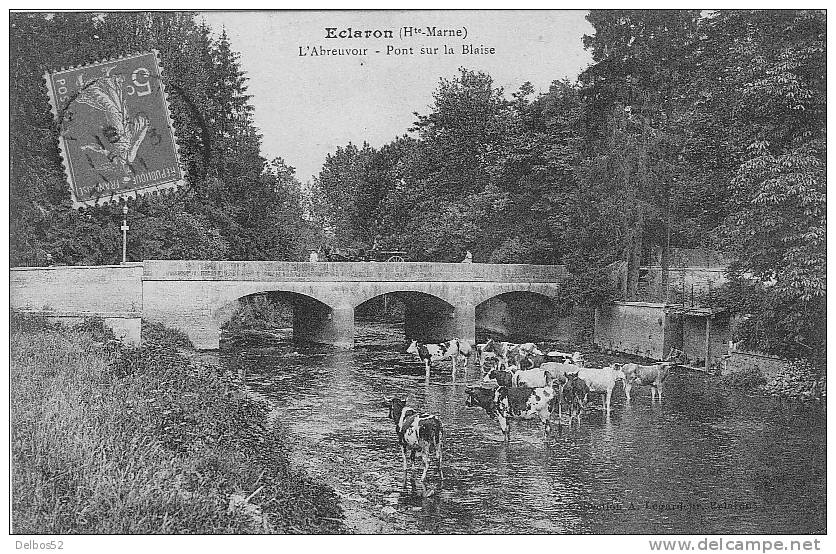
[
  {"xmin": 406, "ymin": 339, "xmax": 472, "ymax": 381},
  {"xmin": 540, "ymin": 361, "xmax": 582, "ymax": 417},
  {"xmin": 475, "ymin": 342, "xmax": 499, "ymax": 373},
  {"xmin": 509, "ymin": 343, "xmax": 544, "ymax": 370},
  {"xmin": 562, "ymin": 372, "xmax": 590, "ymax": 425},
  {"xmin": 482, "ymin": 338, "xmax": 517, "ymax": 371},
  {"xmin": 465, "ymin": 376, "xmax": 556, "ymax": 442},
  {"xmin": 386, "ymin": 397, "xmax": 444, "ymax": 482},
  {"xmin": 618, "ymin": 362, "xmax": 672, "ymax": 402},
  {"xmin": 482, "ymin": 368, "xmax": 514, "ymax": 387}
]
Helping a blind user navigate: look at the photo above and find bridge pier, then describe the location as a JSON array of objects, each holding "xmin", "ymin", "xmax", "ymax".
[{"xmin": 454, "ymin": 304, "xmax": 476, "ymax": 344}]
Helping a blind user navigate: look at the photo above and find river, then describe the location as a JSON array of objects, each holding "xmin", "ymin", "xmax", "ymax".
[{"xmin": 220, "ymin": 322, "xmax": 826, "ymax": 534}]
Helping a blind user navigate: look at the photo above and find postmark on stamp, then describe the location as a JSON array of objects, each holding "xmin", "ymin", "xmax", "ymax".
[{"xmin": 44, "ymin": 50, "xmax": 185, "ymax": 208}]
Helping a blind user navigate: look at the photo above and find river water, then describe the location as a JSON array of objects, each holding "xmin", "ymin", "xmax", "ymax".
[{"xmin": 221, "ymin": 323, "xmax": 826, "ymax": 535}]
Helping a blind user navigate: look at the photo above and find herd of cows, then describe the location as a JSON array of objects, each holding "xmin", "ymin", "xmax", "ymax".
[{"xmin": 387, "ymin": 338, "xmax": 680, "ymax": 482}]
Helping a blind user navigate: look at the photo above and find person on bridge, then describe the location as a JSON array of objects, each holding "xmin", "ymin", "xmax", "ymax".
[
  {"xmin": 309, "ymin": 251, "xmax": 319, "ymax": 263},
  {"xmin": 462, "ymin": 250, "xmax": 473, "ymax": 263}
]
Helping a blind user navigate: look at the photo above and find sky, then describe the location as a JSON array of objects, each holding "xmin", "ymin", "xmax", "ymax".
[{"xmin": 201, "ymin": 10, "xmax": 595, "ymax": 182}]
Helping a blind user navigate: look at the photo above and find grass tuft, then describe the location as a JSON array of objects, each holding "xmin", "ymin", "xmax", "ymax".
[{"xmin": 11, "ymin": 313, "xmax": 344, "ymax": 534}]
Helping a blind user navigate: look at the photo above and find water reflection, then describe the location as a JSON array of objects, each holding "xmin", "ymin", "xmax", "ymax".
[{"xmin": 223, "ymin": 323, "xmax": 826, "ymax": 534}]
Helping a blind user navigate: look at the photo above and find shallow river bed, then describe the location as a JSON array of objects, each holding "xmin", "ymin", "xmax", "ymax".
[{"xmin": 221, "ymin": 323, "xmax": 826, "ymax": 534}]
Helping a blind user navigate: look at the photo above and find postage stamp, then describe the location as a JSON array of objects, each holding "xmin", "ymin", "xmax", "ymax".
[{"xmin": 44, "ymin": 50, "xmax": 184, "ymax": 208}]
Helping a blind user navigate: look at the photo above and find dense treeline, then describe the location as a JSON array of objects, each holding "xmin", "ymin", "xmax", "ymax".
[
  {"xmin": 10, "ymin": 12, "xmax": 311, "ymax": 266},
  {"xmin": 311, "ymin": 10, "xmax": 826, "ymax": 362}
]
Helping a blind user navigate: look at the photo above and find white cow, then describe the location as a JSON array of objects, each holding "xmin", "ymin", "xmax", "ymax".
[
  {"xmin": 577, "ymin": 366, "xmax": 626, "ymax": 413},
  {"xmin": 618, "ymin": 362, "xmax": 673, "ymax": 402},
  {"xmin": 545, "ymin": 350, "xmax": 585, "ymax": 366}
]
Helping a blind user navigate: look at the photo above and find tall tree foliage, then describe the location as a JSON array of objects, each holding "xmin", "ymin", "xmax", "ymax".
[
  {"xmin": 579, "ymin": 10, "xmax": 701, "ymax": 299},
  {"xmin": 710, "ymin": 10, "xmax": 826, "ymax": 360},
  {"xmin": 9, "ymin": 12, "xmax": 305, "ymax": 265}
]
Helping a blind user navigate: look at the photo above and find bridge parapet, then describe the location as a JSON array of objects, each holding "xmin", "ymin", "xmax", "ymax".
[{"xmin": 142, "ymin": 260, "xmax": 567, "ymax": 282}]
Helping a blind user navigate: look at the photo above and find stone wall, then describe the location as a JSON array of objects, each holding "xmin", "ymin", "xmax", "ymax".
[
  {"xmin": 724, "ymin": 350, "xmax": 785, "ymax": 379},
  {"xmin": 10, "ymin": 263, "xmax": 143, "ymax": 344},
  {"xmin": 595, "ymin": 302, "xmax": 732, "ymax": 366},
  {"xmin": 594, "ymin": 302, "xmax": 667, "ymax": 360}
]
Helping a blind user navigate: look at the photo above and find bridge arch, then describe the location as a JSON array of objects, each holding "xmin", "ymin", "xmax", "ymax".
[
  {"xmin": 476, "ymin": 290, "xmax": 562, "ymax": 342},
  {"xmin": 469, "ymin": 283, "xmax": 561, "ymax": 307},
  {"xmin": 355, "ymin": 290, "xmax": 468, "ymax": 344},
  {"xmin": 212, "ymin": 286, "xmax": 355, "ymax": 347},
  {"xmin": 209, "ymin": 283, "xmax": 338, "ymax": 317}
]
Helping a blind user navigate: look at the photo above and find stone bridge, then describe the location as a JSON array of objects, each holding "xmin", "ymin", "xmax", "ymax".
[{"xmin": 11, "ymin": 260, "xmax": 568, "ymax": 349}]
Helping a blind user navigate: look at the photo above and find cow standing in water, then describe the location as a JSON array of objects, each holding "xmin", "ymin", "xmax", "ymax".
[
  {"xmin": 482, "ymin": 338, "xmax": 517, "ymax": 371},
  {"xmin": 509, "ymin": 343, "xmax": 544, "ymax": 370},
  {"xmin": 475, "ymin": 343, "xmax": 499, "ymax": 373},
  {"xmin": 562, "ymin": 372, "xmax": 590, "ymax": 425},
  {"xmin": 465, "ymin": 371, "xmax": 556, "ymax": 442},
  {"xmin": 577, "ymin": 366, "xmax": 627, "ymax": 413},
  {"xmin": 385, "ymin": 397, "xmax": 444, "ymax": 483},
  {"xmin": 618, "ymin": 362, "xmax": 672, "ymax": 402},
  {"xmin": 482, "ymin": 368, "xmax": 514, "ymax": 387},
  {"xmin": 406, "ymin": 339, "xmax": 472, "ymax": 381}
]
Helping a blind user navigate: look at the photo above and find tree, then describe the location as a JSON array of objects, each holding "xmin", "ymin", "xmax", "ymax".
[
  {"xmin": 10, "ymin": 12, "xmax": 306, "ymax": 265},
  {"xmin": 393, "ymin": 69, "xmax": 516, "ymax": 261},
  {"xmin": 312, "ymin": 142, "xmax": 378, "ymax": 247},
  {"xmin": 709, "ymin": 10, "xmax": 826, "ymax": 360},
  {"xmin": 481, "ymin": 80, "xmax": 585, "ymax": 265},
  {"xmin": 579, "ymin": 10, "xmax": 701, "ymax": 299}
]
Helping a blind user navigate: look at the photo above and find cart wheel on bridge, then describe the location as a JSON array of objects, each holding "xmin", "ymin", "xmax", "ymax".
[{"xmin": 386, "ymin": 255, "xmax": 405, "ymax": 262}]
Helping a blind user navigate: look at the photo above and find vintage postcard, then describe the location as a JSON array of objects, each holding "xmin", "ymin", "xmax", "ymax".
[{"xmin": 8, "ymin": 8, "xmax": 828, "ymax": 547}]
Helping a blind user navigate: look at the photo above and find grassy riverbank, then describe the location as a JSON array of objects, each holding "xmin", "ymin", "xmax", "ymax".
[{"xmin": 10, "ymin": 315, "xmax": 344, "ymax": 534}]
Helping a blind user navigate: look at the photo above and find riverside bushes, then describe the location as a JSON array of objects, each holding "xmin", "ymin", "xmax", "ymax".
[
  {"xmin": 718, "ymin": 356, "xmax": 826, "ymax": 402},
  {"xmin": 10, "ymin": 315, "xmax": 343, "ymax": 534},
  {"xmin": 760, "ymin": 360, "xmax": 827, "ymax": 402}
]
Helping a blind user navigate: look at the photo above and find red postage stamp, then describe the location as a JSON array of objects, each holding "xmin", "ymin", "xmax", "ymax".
[{"xmin": 44, "ymin": 51, "xmax": 185, "ymax": 208}]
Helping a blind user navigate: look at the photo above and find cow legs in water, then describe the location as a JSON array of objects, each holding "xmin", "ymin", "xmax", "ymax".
[
  {"xmin": 424, "ymin": 360, "xmax": 431, "ymax": 381},
  {"xmin": 496, "ymin": 414, "xmax": 510, "ymax": 442},
  {"xmin": 451, "ymin": 356, "xmax": 456, "ymax": 383},
  {"xmin": 540, "ymin": 411, "xmax": 551, "ymax": 442},
  {"xmin": 400, "ymin": 445, "xmax": 409, "ymax": 486},
  {"xmin": 624, "ymin": 382, "xmax": 632, "ymax": 403},
  {"xmin": 420, "ymin": 444, "xmax": 431, "ymax": 482}
]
